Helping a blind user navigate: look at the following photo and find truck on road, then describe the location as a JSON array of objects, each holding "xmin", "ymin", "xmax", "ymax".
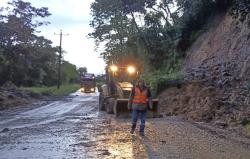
[{"xmin": 80, "ymin": 73, "xmax": 96, "ymax": 93}]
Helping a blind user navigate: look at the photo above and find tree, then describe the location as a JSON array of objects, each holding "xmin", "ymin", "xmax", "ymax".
[
  {"xmin": 90, "ymin": 0, "xmax": 180, "ymax": 71},
  {"xmin": 0, "ymin": 0, "xmax": 77, "ymax": 87},
  {"xmin": 0, "ymin": 0, "xmax": 54, "ymax": 86},
  {"xmin": 62, "ymin": 61, "xmax": 78, "ymax": 84},
  {"xmin": 78, "ymin": 67, "xmax": 88, "ymax": 75},
  {"xmin": 89, "ymin": 0, "xmax": 236, "ymax": 73}
]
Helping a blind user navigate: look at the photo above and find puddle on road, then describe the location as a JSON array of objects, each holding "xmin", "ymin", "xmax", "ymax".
[
  {"xmin": 0, "ymin": 118, "xmax": 149, "ymax": 159},
  {"xmin": 96, "ymin": 132, "xmax": 147, "ymax": 159},
  {"xmin": 70, "ymin": 89, "xmax": 99, "ymax": 97},
  {"xmin": 71, "ymin": 118, "xmax": 148, "ymax": 159}
]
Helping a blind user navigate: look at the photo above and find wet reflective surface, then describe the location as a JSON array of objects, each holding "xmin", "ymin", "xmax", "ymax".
[
  {"xmin": 1, "ymin": 90, "xmax": 250, "ymax": 159},
  {"xmin": 0, "ymin": 90, "xmax": 147, "ymax": 159}
]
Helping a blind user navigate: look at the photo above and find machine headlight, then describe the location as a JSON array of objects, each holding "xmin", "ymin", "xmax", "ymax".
[
  {"xmin": 110, "ymin": 65, "xmax": 118, "ymax": 72},
  {"xmin": 127, "ymin": 66, "xmax": 136, "ymax": 74},
  {"xmin": 80, "ymin": 88, "xmax": 85, "ymax": 92},
  {"xmin": 91, "ymin": 88, "xmax": 95, "ymax": 92}
]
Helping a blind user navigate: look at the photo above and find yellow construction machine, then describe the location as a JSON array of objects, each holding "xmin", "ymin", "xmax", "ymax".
[{"xmin": 98, "ymin": 64, "xmax": 159, "ymax": 118}]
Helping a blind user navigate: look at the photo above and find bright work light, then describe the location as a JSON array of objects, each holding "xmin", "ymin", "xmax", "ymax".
[
  {"xmin": 110, "ymin": 65, "xmax": 118, "ymax": 72},
  {"xmin": 127, "ymin": 66, "xmax": 136, "ymax": 74}
]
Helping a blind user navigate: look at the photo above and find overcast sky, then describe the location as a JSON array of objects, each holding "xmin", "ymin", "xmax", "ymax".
[{"xmin": 0, "ymin": 0, "xmax": 105, "ymax": 74}]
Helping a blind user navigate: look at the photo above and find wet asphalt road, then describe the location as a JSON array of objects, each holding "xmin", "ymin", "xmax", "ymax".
[
  {"xmin": 0, "ymin": 91, "xmax": 102, "ymax": 158},
  {"xmin": 0, "ymin": 90, "xmax": 147, "ymax": 159},
  {"xmin": 0, "ymin": 90, "xmax": 250, "ymax": 159}
]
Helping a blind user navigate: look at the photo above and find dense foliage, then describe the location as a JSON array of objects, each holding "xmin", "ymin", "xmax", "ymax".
[
  {"xmin": 0, "ymin": 0, "xmax": 78, "ymax": 87},
  {"xmin": 89, "ymin": 0, "xmax": 249, "ymax": 74}
]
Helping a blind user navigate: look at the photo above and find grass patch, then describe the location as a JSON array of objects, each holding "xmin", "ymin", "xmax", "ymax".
[
  {"xmin": 22, "ymin": 84, "xmax": 80, "ymax": 96},
  {"xmin": 141, "ymin": 70, "xmax": 183, "ymax": 97},
  {"xmin": 246, "ymin": 124, "xmax": 250, "ymax": 135}
]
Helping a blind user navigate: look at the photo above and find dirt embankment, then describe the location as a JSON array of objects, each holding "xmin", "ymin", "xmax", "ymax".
[
  {"xmin": 0, "ymin": 82, "xmax": 40, "ymax": 110},
  {"xmin": 159, "ymin": 12, "xmax": 250, "ymax": 135}
]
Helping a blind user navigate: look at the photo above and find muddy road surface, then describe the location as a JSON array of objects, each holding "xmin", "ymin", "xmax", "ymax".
[
  {"xmin": 0, "ymin": 91, "xmax": 147, "ymax": 159},
  {"xmin": 0, "ymin": 90, "xmax": 250, "ymax": 159}
]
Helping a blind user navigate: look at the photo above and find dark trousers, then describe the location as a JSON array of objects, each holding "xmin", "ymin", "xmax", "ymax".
[{"xmin": 131, "ymin": 109, "xmax": 147, "ymax": 132}]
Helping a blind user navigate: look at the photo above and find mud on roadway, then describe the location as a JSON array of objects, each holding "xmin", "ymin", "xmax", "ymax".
[{"xmin": 0, "ymin": 90, "xmax": 250, "ymax": 159}]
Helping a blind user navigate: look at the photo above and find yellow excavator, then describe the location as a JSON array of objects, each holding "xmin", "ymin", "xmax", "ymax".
[{"xmin": 98, "ymin": 64, "xmax": 159, "ymax": 118}]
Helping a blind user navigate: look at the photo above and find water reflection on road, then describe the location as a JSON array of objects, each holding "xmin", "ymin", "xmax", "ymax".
[{"xmin": 0, "ymin": 89, "xmax": 147, "ymax": 159}]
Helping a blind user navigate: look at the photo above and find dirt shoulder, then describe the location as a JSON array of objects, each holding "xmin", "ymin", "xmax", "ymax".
[
  {"xmin": 0, "ymin": 82, "xmax": 74, "ymax": 112},
  {"xmin": 142, "ymin": 117, "xmax": 250, "ymax": 159},
  {"xmin": 0, "ymin": 83, "xmax": 38, "ymax": 110}
]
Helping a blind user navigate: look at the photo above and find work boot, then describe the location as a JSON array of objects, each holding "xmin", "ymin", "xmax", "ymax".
[
  {"xmin": 139, "ymin": 124, "xmax": 145, "ymax": 136},
  {"xmin": 140, "ymin": 124, "xmax": 145, "ymax": 134},
  {"xmin": 130, "ymin": 124, "xmax": 136, "ymax": 134}
]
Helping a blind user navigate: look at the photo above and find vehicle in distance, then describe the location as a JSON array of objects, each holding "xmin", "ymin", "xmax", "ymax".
[{"xmin": 80, "ymin": 73, "xmax": 96, "ymax": 93}]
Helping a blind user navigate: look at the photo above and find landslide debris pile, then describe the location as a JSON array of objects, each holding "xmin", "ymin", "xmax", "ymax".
[
  {"xmin": 0, "ymin": 82, "xmax": 39, "ymax": 110},
  {"xmin": 159, "ymin": 13, "xmax": 250, "ymax": 131},
  {"xmin": 159, "ymin": 66, "xmax": 250, "ymax": 125}
]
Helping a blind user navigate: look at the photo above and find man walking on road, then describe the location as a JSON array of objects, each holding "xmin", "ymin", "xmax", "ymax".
[{"xmin": 128, "ymin": 79, "xmax": 153, "ymax": 136}]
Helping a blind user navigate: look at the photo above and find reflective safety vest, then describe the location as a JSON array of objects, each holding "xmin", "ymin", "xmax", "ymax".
[{"xmin": 132, "ymin": 86, "xmax": 148, "ymax": 104}]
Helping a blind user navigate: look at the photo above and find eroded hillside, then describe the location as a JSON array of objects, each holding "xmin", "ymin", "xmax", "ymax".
[{"xmin": 159, "ymin": 12, "xmax": 250, "ymax": 135}]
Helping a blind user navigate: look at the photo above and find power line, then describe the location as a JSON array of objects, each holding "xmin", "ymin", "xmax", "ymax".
[{"xmin": 54, "ymin": 30, "xmax": 69, "ymax": 89}]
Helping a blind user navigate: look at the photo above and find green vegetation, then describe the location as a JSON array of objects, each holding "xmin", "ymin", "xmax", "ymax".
[
  {"xmin": 142, "ymin": 70, "xmax": 183, "ymax": 97},
  {"xmin": 1, "ymin": 0, "xmax": 249, "ymax": 94},
  {"xmin": 0, "ymin": 0, "xmax": 79, "ymax": 87},
  {"xmin": 61, "ymin": 61, "xmax": 79, "ymax": 84},
  {"xmin": 95, "ymin": 75, "xmax": 106, "ymax": 87},
  {"xmin": 89, "ymin": 0, "xmax": 249, "ymax": 94},
  {"xmin": 89, "ymin": 0, "xmax": 233, "ymax": 70},
  {"xmin": 246, "ymin": 124, "xmax": 250, "ymax": 135},
  {"xmin": 90, "ymin": 1, "xmax": 228, "ymax": 85},
  {"xmin": 22, "ymin": 84, "xmax": 79, "ymax": 96}
]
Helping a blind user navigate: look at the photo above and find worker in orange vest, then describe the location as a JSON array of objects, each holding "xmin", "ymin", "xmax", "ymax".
[{"xmin": 128, "ymin": 79, "xmax": 153, "ymax": 136}]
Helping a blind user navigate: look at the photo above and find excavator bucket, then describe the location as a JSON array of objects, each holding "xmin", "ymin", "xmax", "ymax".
[
  {"xmin": 113, "ymin": 99, "xmax": 130, "ymax": 118},
  {"xmin": 113, "ymin": 99, "xmax": 160, "ymax": 118}
]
